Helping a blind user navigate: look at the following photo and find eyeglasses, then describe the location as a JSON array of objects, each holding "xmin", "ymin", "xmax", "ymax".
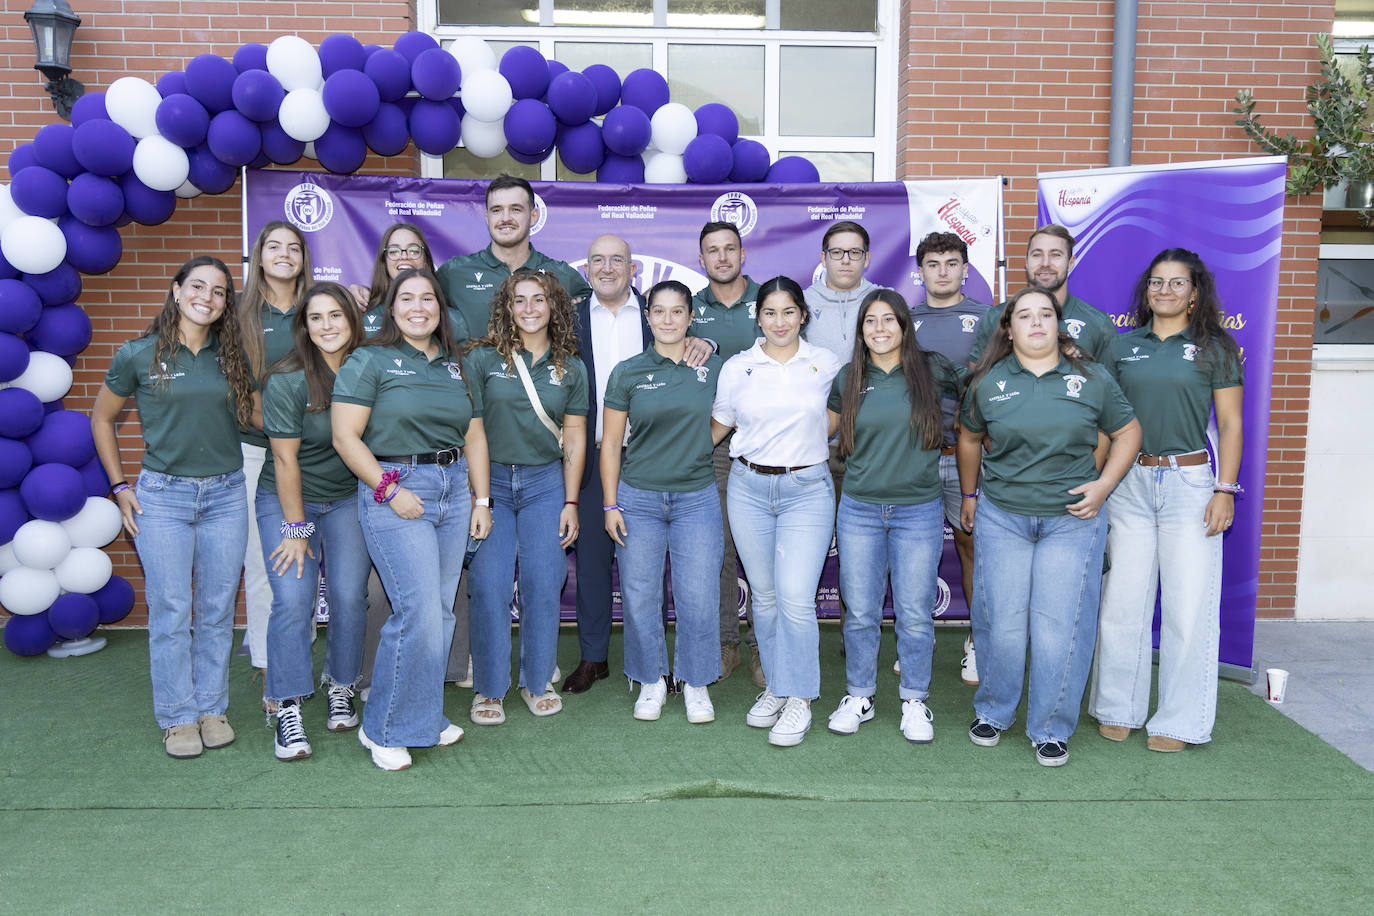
[
  {"xmin": 588, "ymin": 255, "xmax": 628, "ymax": 269},
  {"xmin": 826, "ymin": 247, "xmax": 868, "ymax": 261},
  {"xmin": 385, "ymin": 244, "xmax": 425, "ymax": 260},
  {"xmin": 1147, "ymin": 277, "xmax": 1190, "ymax": 292}
]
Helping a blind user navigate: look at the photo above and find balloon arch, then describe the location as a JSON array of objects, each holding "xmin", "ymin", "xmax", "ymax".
[{"xmin": 0, "ymin": 30, "xmax": 818, "ymax": 656}]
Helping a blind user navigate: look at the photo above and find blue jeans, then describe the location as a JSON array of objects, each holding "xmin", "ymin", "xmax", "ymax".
[
  {"xmin": 359, "ymin": 459, "xmax": 470, "ymax": 747},
  {"xmin": 1089, "ymin": 461, "xmax": 1222, "ymax": 744},
  {"xmin": 469, "ymin": 461, "xmax": 566, "ymax": 698},
  {"xmin": 837, "ymin": 494, "xmax": 944, "ymax": 699},
  {"xmin": 727, "ymin": 461, "xmax": 834, "ymax": 699},
  {"xmin": 132, "ymin": 469, "xmax": 248, "ymax": 729},
  {"xmin": 616, "ymin": 481, "xmax": 723, "ymax": 688},
  {"xmin": 256, "ymin": 487, "xmax": 371, "ymax": 702},
  {"xmin": 970, "ymin": 497, "xmax": 1106, "ymax": 745}
]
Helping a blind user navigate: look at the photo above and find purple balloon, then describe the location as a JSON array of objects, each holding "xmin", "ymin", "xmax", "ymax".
[
  {"xmin": 77, "ymin": 455, "xmax": 109, "ymax": 498},
  {"xmin": 507, "ymin": 144, "xmax": 553, "ymax": 165},
  {"xmin": 582, "ymin": 65, "xmax": 621, "ymax": 117},
  {"xmin": 260, "ymin": 121, "xmax": 306, "ymax": 165},
  {"xmin": 500, "ymin": 46, "xmax": 551, "ymax": 101},
  {"xmin": 33, "ymin": 123, "xmax": 82, "ymax": 178},
  {"xmin": 233, "ymin": 43, "xmax": 269, "ymax": 73},
  {"xmin": 447, "ymin": 96, "xmax": 466, "ymax": 122},
  {"xmin": 20, "ymin": 462, "xmax": 85, "ymax": 521},
  {"xmin": 43, "ymin": 396, "xmax": 66, "ymax": 412},
  {"xmin": 49, "ymin": 593, "xmax": 100, "ymax": 639},
  {"xmin": 363, "ymin": 44, "xmax": 382, "ymax": 58},
  {"xmin": 57, "ymin": 217, "xmax": 123, "ymax": 275},
  {"xmin": 504, "ymin": 99, "xmax": 557, "ymax": 156},
  {"xmin": 694, "ymin": 103, "xmax": 740, "ymax": 146},
  {"xmin": 322, "ymin": 69, "xmax": 382, "ymax": 128},
  {"xmin": 684, "ymin": 134, "xmax": 733, "ymax": 184},
  {"xmin": 0, "ymin": 253, "xmax": 15, "ymax": 281},
  {"xmin": 597, "ymin": 153, "xmax": 646, "ymax": 183},
  {"xmin": 409, "ymin": 100, "xmax": 461, "ymax": 156},
  {"xmin": 0, "ymin": 488, "xmax": 28, "ymax": 545},
  {"xmin": 26, "ymin": 304, "xmax": 93, "ymax": 356},
  {"xmin": 620, "ymin": 69, "xmax": 669, "ymax": 117},
  {"xmin": 364, "ymin": 48, "xmax": 412, "ymax": 103},
  {"xmin": 0, "ymin": 279, "xmax": 43, "ymax": 334},
  {"xmin": 314, "ymin": 124, "xmax": 368, "ymax": 174},
  {"xmin": 91, "ymin": 574, "xmax": 135, "ymax": 624},
  {"xmin": 207, "ymin": 110, "xmax": 262, "ymax": 166},
  {"xmin": 184, "ymin": 54, "xmax": 238, "ymax": 114},
  {"xmin": 155, "ymin": 94, "xmax": 212, "ymax": 148},
  {"xmin": 0, "ymin": 438, "xmax": 32, "ymax": 489},
  {"xmin": 547, "ymin": 71, "xmax": 596, "ymax": 126},
  {"xmin": 363, "ymin": 103, "xmax": 410, "ymax": 156},
  {"xmin": 730, "ymin": 139, "xmax": 770, "ymax": 183},
  {"xmin": 69, "ymin": 92, "xmax": 108, "ymax": 126},
  {"xmin": 394, "ymin": 30, "xmax": 439, "ymax": 63},
  {"xmin": 10, "ymin": 166, "xmax": 69, "ymax": 219},
  {"xmin": 231, "ymin": 70, "xmax": 285, "ymax": 123},
  {"xmin": 547, "ymin": 60, "xmax": 569, "ymax": 82},
  {"xmin": 22, "ymin": 263, "xmax": 80, "ymax": 306},
  {"xmin": 71, "ymin": 119, "xmax": 136, "ymax": 177},
  {"xmin": 4, "ymin": 613, "xmax": 56, "ymax": 657},
  {"xmin": 67, "ymin": 173, "xmax": 124, "ymax": 227},
  {"xmin": 186, "ymin": 144, "xmax": 238, "ymax": 195},
  {"xmin": 7, "ymin": 143, "xmax": 38, "ymax": 177},
  {"xmin": 766, "ymin": 155, "xmax": 820, "ymax": 184},
  {"xmin": 116, "ymin": 173, "xmax": 175, "ymax": 226},
  {"xmin": 412, "ymin": 47, "xmax": 461, "ymax": 101},
  {"xmin": 601, "ymin": 105, "xmax": 652, "ymax": 157},
  {"xmin": 27, "ymin": 409, "xmax": 96, "ymax": 467},
  {"xmin": 556, "ymin": 121, "xmax": 605, "ymax": 174},
  {"xmin": 320, "ymin": 33, "xmax": 367, "ymax": 75},
  {"xmin": 157, "ymin": 71, "xmax": 187, "ymax": 97},
  {"xmin": 0, "ymin": 331, "xmax": 31, "ymax": 382}
]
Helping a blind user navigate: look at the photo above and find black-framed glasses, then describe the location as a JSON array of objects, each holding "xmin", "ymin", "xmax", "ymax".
[
  {"xmin": 825, "ymin": 247, "xmax": 868, "ymax": 261},
  {"xmin": 385, "ymin": 244, "xmax": 425, "ymax": 260},
  {"xmin": 1147, "ymin": 277, "xmax": 1189, "ymax": 292}
]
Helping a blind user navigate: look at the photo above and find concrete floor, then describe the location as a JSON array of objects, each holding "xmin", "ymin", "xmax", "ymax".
[{"xmin": 1248, "ymin": 619, "xmax": 1374, "ymax": 772}]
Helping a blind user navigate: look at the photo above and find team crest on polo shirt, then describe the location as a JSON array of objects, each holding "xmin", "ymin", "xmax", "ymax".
[
  {"xmin": 1182, "ymin": 344, "xmax": 1198, "ymax": 361},
  {"xmin": 696, "ymin": 366, "xmax": 710, "ymax": 383},
  {"xmin": 548, "ymin": 365, "xmax": 565, "ymax": 385},
  {"xmin": 444, "ymin": 361, "xmax": 462, "ymax": 380},
  {"xmin": 1063, "ymin": 374, "xmax": 1086, "ymax": 398},
  {"xmin": 1064, "ymin": 318, "xmax": 1085, "ymax": 339},
  {"xmin": 960, "ymin": 314, "xmax": 978, "ymax": 333},
  {"xmin": 474, "ymin": 271, "xmax": 484, "ymax": 282},
  {"xmin": 912, "ymin": 319, "xmax": 923, "ymax": 332},
  {"xmin": 747, "ymin": 302, "xmax": 757, "ymax": 319}
]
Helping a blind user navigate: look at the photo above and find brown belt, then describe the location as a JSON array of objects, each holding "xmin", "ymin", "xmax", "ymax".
[
  {"xmin": 940, "ymin": 445, "xmax": 957, "ymax": 456},
  {"xmin": 1136, "ymin": 452, "xmax": 1209, "ymax": 467},
  {"xmin": 737, "ymin": 457, "xmax": 816, "ymax": 476}
]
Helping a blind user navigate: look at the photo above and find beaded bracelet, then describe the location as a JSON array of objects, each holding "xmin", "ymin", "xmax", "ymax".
[
  {"xmin": 373, "ymin": 469, "xmax": 401, "ymax": 504},
  {"xmin": 280, "ymin": 520, "xmax": 316, "ymax": 539},
  {"xmin": 1214, "ymin": 482, "xmax": 1244, "ymax": 497}
]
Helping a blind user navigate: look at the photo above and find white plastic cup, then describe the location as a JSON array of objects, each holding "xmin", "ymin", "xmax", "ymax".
[{"xmin": 1265, "ymin": 667, "xmax": 1289, "ymax": 704}]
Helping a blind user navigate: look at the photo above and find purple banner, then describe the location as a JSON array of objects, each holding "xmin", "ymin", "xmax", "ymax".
[{"xmin": 1037, "ymin": 156, "xmax": 1284, "ymax": 673}]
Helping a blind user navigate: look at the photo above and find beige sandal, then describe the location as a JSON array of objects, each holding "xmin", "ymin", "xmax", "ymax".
[
  {"xmin": 470, "ymin": 694, "xmax": 505, "ymax": 725},
  {"xmin": 520, "ymin": 684, "xmax": 562, "ymax": 717}
]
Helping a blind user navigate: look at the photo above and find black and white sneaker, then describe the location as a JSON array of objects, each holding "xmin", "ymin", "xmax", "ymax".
[
  {"xmin": 273, "ymin": 701, "xmax": 312, "ymax": 761},
  {"xmin": 968, "ymin": 718, "xmax": 1002, "ymax": 747},
  {"xmin": 326, "ymin": 684, "xmax": 360, "ymax": 732},
  {"xmin": 1035, "ymin": 740, "xmax": 1069, "ymax": 767}
]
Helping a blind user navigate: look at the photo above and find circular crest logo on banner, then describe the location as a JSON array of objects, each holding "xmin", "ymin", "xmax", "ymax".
[
  {"xmin": 531, "ymin": 192, "xmax": 549, "ymax": 236},
  {"xmin": 710, "ymin": 191, "xmax": 758, "ymax": 237},
  {"xmin": 284, "ymin": 181, "xmax": 334, "ymax": 232}
]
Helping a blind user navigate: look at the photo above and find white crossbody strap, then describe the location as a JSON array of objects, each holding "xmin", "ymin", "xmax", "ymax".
[{"xmin": 512, "ymin": 352, "xmax": 564, "ymax": 450}]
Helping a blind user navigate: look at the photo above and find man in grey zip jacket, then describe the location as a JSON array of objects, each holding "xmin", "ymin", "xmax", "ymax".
[{"xmin": 803, "ymin": 220, "xmax": 879, "ymax": 362}]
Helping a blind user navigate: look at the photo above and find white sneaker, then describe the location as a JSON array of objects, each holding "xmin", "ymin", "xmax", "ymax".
[
  {"xmin": 893, "ymin": 658, "xmax": 901, "ymax": 675},
  {"xmin": 358, "ymin": 728, "xmax": 411, "ymax": 771},
  {"xmin": 437, "ymin": 723, "xmax": 464, "ymax": 746},
  {"xmin": 900, "ymin": 698, "xmax": 934, "ymax": 743},
  {"xmin": 683, "ymin": 684, "xmax": 715, "ymax": 724},
  {"xmin": 272, "ymin": 701, "xmax": 312, "ymax": 761},
  {"xmin": 455, "ymin": 656, "xmax": 474, "ymax": 689},
  {"xmin": 633, "ymin": 677, "xmax": 668, "ymax": 721},
  {"xmin": 768, "ymin": 697, "xmax": 812, "ymax": 747},
  {"xmin": 961, "ymin": 634, "xmax": 979, "ymax": 686},
  {"xmin": 827, "ymin": 694, "xmax": 875, "ymax": 735},
  {"xmin": 325, "ymin": 683, "xmax": 359, "ymax": 732},
  {"xmin": 746, "ymin": 689, "xmax": 787, "ymax": 728}
]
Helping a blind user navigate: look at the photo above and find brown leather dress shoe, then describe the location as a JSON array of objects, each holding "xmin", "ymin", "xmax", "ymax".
[{"xmin": 561, "ymin": 660, "xmax": 610, "ymax": 694}]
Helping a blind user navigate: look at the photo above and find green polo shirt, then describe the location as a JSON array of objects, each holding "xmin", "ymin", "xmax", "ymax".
[
  {"xmin": 242, "ymin": 301, "xmax": 299, "ymax": 449},
  {"xmin": 604, "ymin": 348, "xmax": 723, "ymax": 492},
  {"xmin": 361, "ymin": 304, "xmax": 472, "ymax": 342},
  {"xmin": 690, "ymin": 277, "xmax": 762, "ymax": 359},
  {"xmin": 331, "ymin": 342, "xmax": 473, "ymax": 457},
  {"xmin": 435, "ymin": 244, "xmax": 591, "ymax": 339},
  {"xmin": 466, "ymin": 345, "xmax": 589, "ymax": 466},
  {"xmin": 1105, "ymin": 323, "xmax": 1243, "ymax": 456},
  {"xmin": 104, "ymin": 333, "xmax": 243, "ymax": 478},
  {"xmin": 960, "ymin": 355, "xmax": 1135, "ymax": 517},
  {"xmin": 827, "ymin": 356, "xmax": 962, "ymax": 505},
  {"xmin": 968, "ymin": 293, "xmax": 1118, "ymax": 364},
  {"xmin": 260, "ymin": 367, "xmax": 357, "ymax": 501}
]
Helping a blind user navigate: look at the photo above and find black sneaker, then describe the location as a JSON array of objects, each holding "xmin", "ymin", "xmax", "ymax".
[
  {"xmin": 273, "ymin": 701, "xmax": 312, "ymax": 761},
  {"xmin": 326, "ymin": 684, "xmax": 359, "ymax": 732},
  {"xmin": 968, "ymin": 718, "xmax": 1001, "ymax": 747},
  {"xmin": 1035, "ymin": 740, "xmax": 1069, "ymax": 767}
]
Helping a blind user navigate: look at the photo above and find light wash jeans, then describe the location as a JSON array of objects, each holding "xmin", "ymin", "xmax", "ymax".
[
  {"xmin": 256, "ymin": 487, "xmax": 370, "ymax": 703},
  {"xmin": 837, "ymin": 494, "xmax": 944, "ymax": 700},
  {"xmin": 133, "ymin": 469, "xmax": 248, "ymax": 729},
  {"xmin": 359, "ymin": 459, "xmax": 470, "ymax": 747},
  {"xmin": 469, "ymin": 461, "xmax": 566, "ymax": 699},
  {"xmin": 969, "ymin": 497, "xmax": 1107, "ymax": 745},
  {"xmin": 616, "ymin": 480, "xmax": 723, "ymax": 688},
  {"xmin": 1089, "ymin": 461, "xmax": 1222, "ymax": 744},
  {"xmin": 240, "ymin": 442, "xmax": 273, "ymax": 668},
  {"xmin": 714, "ymin": 440, "xmax": 754, "ymax": 647},
  {"xmin": 727, "ymin": 460, "xmax": 834, "ymax": 700}
]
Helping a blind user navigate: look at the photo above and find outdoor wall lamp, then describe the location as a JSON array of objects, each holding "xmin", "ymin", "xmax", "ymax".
[{"xmin": 24, "ymin": 0, "xmax": 84, "ymax": 120}]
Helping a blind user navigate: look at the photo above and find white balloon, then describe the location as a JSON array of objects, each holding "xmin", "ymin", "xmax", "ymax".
[
  {"xmin": 175, "ymin": 180, "xmax": 203, "ymax": 199},
  {"xmin": 0, "ymin": 185, "xmax": 24, "ymax": 235},
  {"xmin": 460, "ymin": 69, "xmax": 513, "ymax": 122},
  {"xmin": 279, "ymin": 88, "xmax": 331, "ymax": 142},
  {"xmin": 12, "ymin": 520, "xmax": 71, "ymax": 570},
  {"xmin": 55, "ymin": 547, "xmax": 113, "ymax": 594},
  {"xmin": 0, "ymin": 543, "xmax": 19, "ymax": 576},
  {"xmin": 644, "ymin": 151, "xmax": 688, "ymax": 184},
  {"xmin": 105, "ymin": 76, "xmax": 163, "ymax": 139},
  {"xmin": 8, "ymin": 350, "xmax": 74, "ymax": 402},
  {"xmin": 302, "ymin": 141, "xmax": 318, "ymax": 161},
  {"xmin": 460, "ymin": 115, "xmax": 508, "ymax": 159},
  {"xmin": 0, "ymin": 215, "xmax": 67, "ymax": 274},
  {"xmin": 0, "ymin": 566, "xmax": 60, "ymax": 615},
  {"xmin": 132, "ymin": 135, "xmax": 191, "ymax": 192},
  {"xmin": 649, "ymin": 102, "xmax": 697, "ymax": 156},
  {"xmin": 61, "ymin": 498, "xmax": 124, "ymax": 549},
  {"xmin": 266, "ymin": 35, "xmax": 323, "ymax": 91},
  {"xmin": 449, "ymin": 36, "xmax": 497, "ymax": 75}
]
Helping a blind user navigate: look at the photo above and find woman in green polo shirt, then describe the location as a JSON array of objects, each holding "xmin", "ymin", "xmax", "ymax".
[
  {"xmin": 1088, "ymin": 249, "xmax": 1243, "ymax": 753},
  {"xmin": 825, "ymin": 289, "xmax": 961, "ymax": 744},
  {"xmin": 957, "ymin": 287, "xmax": 1141, "ymax": 768},
  {"xmin": 257, "ymin": 281, "xmax": 372, "ymax": 762},
  {"xmin": 91, "ymin": 256, "xmax": 256, "ymax": 760},
  {"xmin": 331, "ymin": 267, "xmax": 492, "ymax": 771},
  {"xmin": 601, "ymin": 279, "xmax": 725, "ymax": 724},
  {"xmin": 466, "ymin": 269, "xmax": 589, "ymax": 725}
]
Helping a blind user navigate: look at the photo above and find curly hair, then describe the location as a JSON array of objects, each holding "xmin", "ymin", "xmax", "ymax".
[
  {"xmin": 144, "ymin": 256, "xmax": 255, "ymax": 428},
  {"xmin": 469, "ymin": 268, "xmax": 580, "ymax": 371},
  {"xmin": 969, "ymin": 286, "xmax": 1090, "ymax": 387},
  {"xmin": 364, "ymin": 222, "xmax": 436, "ymax": 311},
  {"xmin": 240, "ymin": 220, "xmax": 313, "ymax": 378},
  {"xmin": 270, "ymin": 281, "xmax": 365, "ymax": 413},
  {"xmin": 1128, "ymin": 248, "xmax": 1242, "ymax": 377}
]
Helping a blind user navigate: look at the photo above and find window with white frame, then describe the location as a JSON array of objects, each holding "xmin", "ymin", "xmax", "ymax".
[{"xmin": 419, "ymin": 0, "xmax": 897, "ymax": 182}]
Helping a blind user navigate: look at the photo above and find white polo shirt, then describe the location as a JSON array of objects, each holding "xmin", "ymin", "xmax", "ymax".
[
  {"xmin": 589, "ymin": 292, "xmax": 644, "ymax": 443},
  {"xmin": 712, "ymin": 338, "xmax": 841, "ymax": 467}
]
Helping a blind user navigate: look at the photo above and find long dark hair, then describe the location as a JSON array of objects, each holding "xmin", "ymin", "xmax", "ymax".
[
  {"xmin": 469, "ymin": 268, "xmax": 580, "ymax": 372},
  {"xmin": 239, "ymin": 220, "xmax": 313, "ymax": 378},
  {"xmin": 269, "ymin": 281, "xmax": 364, "ymax": 413},
  {"xmin": 143, "ymin": 255, "xmax": 255, "ymax": 428},
  {"xmin": 970, "ymin": 286, "xmax": 1089, "ymax": 386},
  {"xmin": 364, "ymin": 222, "xmax": 436, "ymax": 310},
  {"xmin": 755, "ymin": 275, "xmax": 811, "ymax": 331},
  {"xmin": 837, "ymin": 289, "xmax": 944, "ymax": 457},
  {"xmin": 1129, "ymin": 248, "xmax": 1242, "ymax": 376},
  {"xmin": 365, "ymin": 267, "xmax": 469, "ymax": 405}
]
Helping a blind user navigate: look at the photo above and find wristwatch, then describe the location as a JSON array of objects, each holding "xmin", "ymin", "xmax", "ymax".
[{"xmin": 474, "ymin": 497, "xmax": 491, "ymax": 508}]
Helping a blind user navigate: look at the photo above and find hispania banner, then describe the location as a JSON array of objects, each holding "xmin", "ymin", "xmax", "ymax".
[
  {"xmin": 245, "ymin": 171, "xmax": 1005, "ymax": 622},
  {"xmin": 1037, "ymin": 155, "xmax": 1284, "ymax": 675}
]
